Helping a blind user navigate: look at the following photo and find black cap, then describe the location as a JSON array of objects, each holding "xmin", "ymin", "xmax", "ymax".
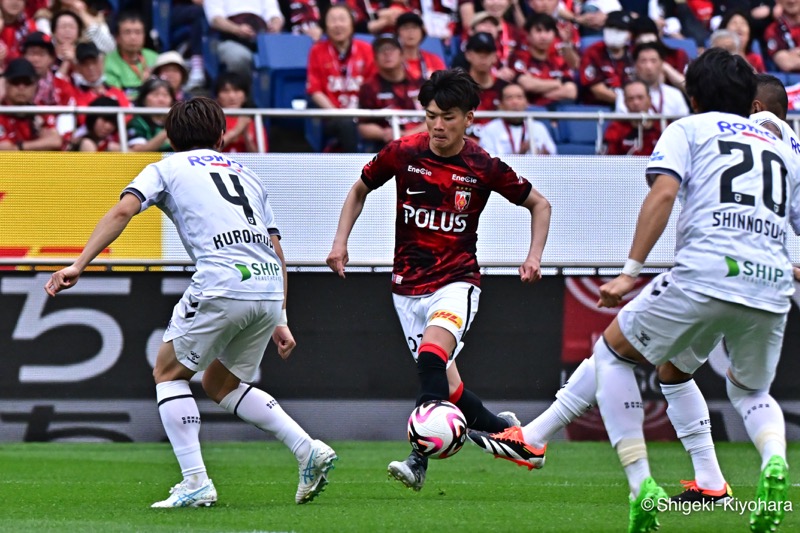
[
  {"xmin": 629, "ymin": 15, "xmax": 658, "ymax": 37},
  {"xmin": 605, "ymin": 11, "xmax": 632, "ymax": 31},
  {"xmin": 76, "ymin": 42, "xmax": 101, "ymax": 62},
  {"xmin": 395, "ymin": 12, "xmax": 424, "ymax": 30},
  {"xmin": 21, "ymin": 31, "xmax": 55, "ymax": 55},
  {"xmin": 466, "ymin": 32, "xmax": 497, "ymax": 53},
  {"xmin": 3, "ymin": 58, "xmax": 38, "ymax": 81},
  {"xmin": 372, "ymin": 33, "xmax": 402, "ymax": 51}
]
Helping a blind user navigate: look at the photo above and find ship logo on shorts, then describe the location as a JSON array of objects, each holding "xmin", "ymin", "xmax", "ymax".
[{"xmin": 454, "ymin": 190, "xmax": 471, "ymax": 212}]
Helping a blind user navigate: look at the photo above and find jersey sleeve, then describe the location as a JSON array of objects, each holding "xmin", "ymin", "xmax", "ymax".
[
  {"xmin": 488, "ymin": 157, "xmax": 533, "ymax": 205},
  {"xmin": 361, "ymin": 140, "xmax": 399, "ymax": 189},
  {"xmin": 645, "ymin": 121, "xmax": 690, "ymax": 184},
  {"xmin": 122, "ymin": 163, "xmax": 165, "ymax": 212}
]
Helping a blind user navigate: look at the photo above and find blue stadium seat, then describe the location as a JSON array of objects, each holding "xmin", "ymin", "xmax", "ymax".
[
  {"xmin": 663, "ymin": 38, "xmax": 698, "ymax": 59},
  {"xmin": 767, "ymin": 71, "xmax": 790, "ymax": 85},
  {"xmin": 354, "ymin": 33, "xmax": 375, "ymax": 44},
  {"xmin": 556, "ymin": 143, "xmax": 598, "ymax": 155},
  {"xmin": 254, "ymin": 33, "xmax": 314, "ymax": 109},
  {"xmin": 201, "ymin": 17, "xmax": 220, "ymax": 84},
  {"xmin": 420, "ymin": 37, "xmax": 447, "ymax": 63},
  {"xmin": 786, "ymin": 73, "xmax": 800, "ymax": 86},
  {"xmin": 556, "ymin": 104, "xmax": 607, "ymax": 145},
  {"xmin": 152, "ymin": 0, "xmax": 193, "ymax": 53},
  {"xmin": 580, "ymin": 36, "xmax": 602, "ymax": 53}
]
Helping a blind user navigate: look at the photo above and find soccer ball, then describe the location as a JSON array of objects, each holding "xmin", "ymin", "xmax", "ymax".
[{"xmin": 407, "ymin": 400, "xmax": 467, "ymax": 459}]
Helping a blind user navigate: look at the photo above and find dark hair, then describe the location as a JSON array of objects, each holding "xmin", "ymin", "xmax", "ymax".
[
  {"xmin": 633, "ymin": 42, "xmax": 664, "ymax": 61},
  {"xmin": 214, "ymin": 72, "xmax": 254, "ymax": 107},
  {"xmin": 500, "ymin": 81, "xmax": 525, "ymax": 99},
  {"xmin": 85, "ymin": 95, "xmax": 119, "ymax": 132},
  {"xmin": 525, "ymin": 13, "xmax": 557, "ymax": 33},
  {"xmin": 418, "ymin": 68, "xmax": 480, "ymax": 113},
  {"xmin": 685, "ymin": 48, "xmax": 756, "ymax": 116},
  {"xmin": 165, "ymin": 96, "xmax": 227, "ymax": 151},
  {"xmin": 719, "ymin": 9, "xmax": 753, "ymax": 53},
  {"xmin": 755, "ymin": 73, "xmax": 789, "ymax": 120},
  {"xmin": 622, "ymin": 79, "xmax": 649, "ymax": 94},
  {"xmin": 321, "ymin": 4, "xmax": 355, "ymax": 34},
  {"xmin": 135, "ymin": 77, "xmax": 176, "ymax": 108},
  {"xmin": 51, "ymin": 10, "xmax": 84, "ymax": 38},
  {"xmin": 112, "ymin": 10, "xmax": 145, "ymax": 36}
]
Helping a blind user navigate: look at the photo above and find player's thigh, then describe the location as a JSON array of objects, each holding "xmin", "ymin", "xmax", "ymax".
[
  {"xmin": 424, "ymin": 282, "xmax": 480, "ymax": 348},
  {"xmin": 393, "ymin": 293, "xmax": 429, "ymax": 360},
  {"xmin": 617, "ymin": 272, "xmax": 721, "ymax": 366},
  {"xmin": 217, "ymin": 299, "xmax": 281, "ymax": 382},
  {"xmin": 723, "ymin": 305, "xmax": 787, "ymax": 391}
]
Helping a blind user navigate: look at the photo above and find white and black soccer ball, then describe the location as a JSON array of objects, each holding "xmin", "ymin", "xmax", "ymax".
[{"xmin": 407, "ymin": 400, "xmax": 467, "ymax": 459}]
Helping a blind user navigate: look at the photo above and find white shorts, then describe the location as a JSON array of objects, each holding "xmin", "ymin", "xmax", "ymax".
[
  {"xmin": 618, "ymin": 272, "xmax": 787, "ymax": 390},
  {"xmin": 163, "ymin": 289, "xmax": 283, "ymax": 382},
  {"xmin": 392, "ymin": 282, "xmax": 480, "ymax": 366}
]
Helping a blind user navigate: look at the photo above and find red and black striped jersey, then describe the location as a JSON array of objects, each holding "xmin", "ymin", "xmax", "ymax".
[
  {"xmin": 361, "ymin": 131, "xmax": 532, "ymax": 295},
  {"xmin": 358, "ymin": 73, "xmax": 423, "ymax": 130}
]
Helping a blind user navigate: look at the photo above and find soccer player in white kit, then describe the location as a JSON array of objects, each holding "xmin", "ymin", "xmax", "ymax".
[
  {"xmin": 44, "ymin": 97, "xmax": 337, "ymax": 508},
  {"xmin": 470, "ymin": 50, "xmax": 798, "ymax": 532}
]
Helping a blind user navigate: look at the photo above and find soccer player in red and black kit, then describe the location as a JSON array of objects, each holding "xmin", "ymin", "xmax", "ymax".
[{"xmin": 326, "ymin": 68, "xmax": 552, "ymax": 491}]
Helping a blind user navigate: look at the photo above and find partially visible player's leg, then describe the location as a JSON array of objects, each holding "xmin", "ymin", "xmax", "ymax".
[
  {"xmin": 151, "ymin": 340, "xmax": 217, "ymax": 508},
  {"xmin": 210, "ymin": 300, "xmax": 337, "ymax": 504}
]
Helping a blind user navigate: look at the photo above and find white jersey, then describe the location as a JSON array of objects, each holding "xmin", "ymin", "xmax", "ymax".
[
  {"xmin": 478, "ymin": 118, "xmax": 557, "ymax": 155},
  {"xmin": 750, "ymin": 111, "xmax": 800, "ymax": 156},
  {"xmin": 123, "ymin": 149, "xmax": 284, "ymax": 300},
  {"xmin": 646, "ymin": 111, "xmax": 800, "ymax": 313}
]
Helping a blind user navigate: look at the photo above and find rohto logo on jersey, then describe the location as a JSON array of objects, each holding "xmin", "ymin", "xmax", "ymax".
[
  {"xmin": 454, "ymin": 190, "xmax": 471, "ymax": 212},
  {"xmin": 724, "ymin": 255, "xmax": 785, "ymax": 285}
]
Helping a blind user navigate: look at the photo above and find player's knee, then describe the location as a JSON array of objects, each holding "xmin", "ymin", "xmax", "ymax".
[
  {"xmin": 657, "ymin": 362, "xmax": 693, "ymax": 384},
  {"xmin": 202, "ymin": 361, "xmax": 240, "ymax": 404}
]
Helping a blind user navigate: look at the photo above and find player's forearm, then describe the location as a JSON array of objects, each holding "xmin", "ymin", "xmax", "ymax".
[
  {"xmin": 73, "ymin": 202, "xmax": 137, "ymax": 271},
  {"xmin": 525, "ymin": 190, "xmax": 552, "ymax": 263},
  {"xmin": 627, "ymin": 176, "xmax": 678, "ymax": 263},
  {"xmin": 332, "ymin": 182, "xmax": 369, "ymax": 247},
  {"xmin": 272, "ymin": 235, "xmax": 288, "ymax": 308}
]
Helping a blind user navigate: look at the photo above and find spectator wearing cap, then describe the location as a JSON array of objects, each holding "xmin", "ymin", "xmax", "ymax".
[
  {"xmin": 395, "ymin": 12, "xmax": 446, "ymax": 81},
  {"xmin": 0, "ymin": 58, "xmax": 62, "ymax": 151},
  {"xmin": 357, "ymin": 34, "xmax": 424, "ymax": 150},
  {"xmin": 204, "ymin": 0, "xmax": 284, "ymax": 81},
  {"xmin": 215, "ymin": 72, "xmax": 268, "ymax": 153},
  {"xmin": 69, "ymin": 95, "xmax": 121, "ymax": 151},
  {"xmin": 615, "ymin": 42, "xmax": 688, "ymax": 116},
  {"xmin": 526, "ymin": 0, "xmax": 580, "ymax": 69},
  {"xmin": 51, "ymin": 10, "xmax": 83, "ymax": 79},
  {"xmin": 579, "ymin": 10, "xmax": 634, "ymax": 105},
  {"xmin": 153, "ymin": 51, "xmax": 190, "ymax": 103},
  {"xmin": 464, "ymin": 32, "xmax": 508, "ymax": 139},
  {"xmin": 479, "ymin": 82, "xmax": 556, "ymax": 154},
  {"xmin": 71, "ymin": 42, "xmax": 130, "ymax": 122},
  {"xmin": 509, "ymin": 14, "xmax": 576, "ymax": 106},
  {"xmin": 104, "ymin": 11, "xmax": 157, "ymax": 100},
  {"xmin": 22, "ymin": 31, "xmax": 77, "ymax": 138},
  {"xmin": 0, "ymin": 0, "xmax": 37, "ymax": 70},
  {"xmin": 306, "ymin": 4, "xmax": 374, "ymax": 152},
  {"xmin": 52, "ymin": 0, "xmax": 116, "ymax": 53},
  {"xmin": 450, "ymin": 11, "xmax": 502, "ymax": 70}
]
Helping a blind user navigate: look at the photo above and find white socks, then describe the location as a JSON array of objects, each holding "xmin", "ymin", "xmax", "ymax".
[
  {"xmin": 594, "ymin": 338, "xmax": 650, "ymax": 496},
  {"xmin": 661, "ymin": 379, "xmax": 725, "ymax": 490},
  {"xmin": 156, "ymin": 380, "xmax": 208, "ymax": 489},
  {"xmin": 726, "ymin": 378, "xmax": 787, "ymax": 470},
  {"xmin": 220, "ymin": 383, "xmax": 312, "ymax": 460},
  {"xmin": 524, "ymin": 356, "xmax": 596, "ymax": 448}
]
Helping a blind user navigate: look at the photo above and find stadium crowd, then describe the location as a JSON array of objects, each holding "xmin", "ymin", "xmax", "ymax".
[{"xmin": 1, "ymin": 0, "xmax": 798, "ymax": 154}]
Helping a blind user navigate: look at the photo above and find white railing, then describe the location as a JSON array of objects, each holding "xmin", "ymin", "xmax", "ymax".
[{"xmin": 7, "ymin": 104, "xmax": 798, "ymax": 154}]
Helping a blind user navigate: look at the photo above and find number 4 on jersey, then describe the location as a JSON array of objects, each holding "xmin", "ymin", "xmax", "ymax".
[{"xmin": 210, "ymin": 172, "xmax": 257, "ymax": 225}]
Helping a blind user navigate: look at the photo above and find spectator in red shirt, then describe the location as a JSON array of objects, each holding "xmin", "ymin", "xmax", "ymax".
[
  {"xmin": 510, "ymin": 13, "xmax": 577, "ymax": 106},
  {"xmin": 306, "ymin": 4, "xmax": 374, "ymax": 151},
  {"xmin": 579, "ymin": 10, "xmax": 634, "ymax": 106},
  {"xmin": 279, "ymin": 0, "xmax": 324, "ymax": 40},
  {"xmin": 69, "ymin": 95, "xmax": 121, "ymax": 152},
  {"xmin": 603, "ymin": 80, "xmax": 660, "ymax": 155},
  {"xmin": 0, "ymin": 0, "xmax": 37, "ymax": 70},
  {"xmin": 358, "ymin": 34, "xmax": 425, "ymax": 150},
  {"xmin": 449, "ymin": 11, "xmax": 502, "ymax": 70},
  {"xmin": 22, "ymin": 31, "xmax": 77, "ymax": 138},
  {"xmin": 527, "ymin": 0, "xmax": 580, "ymax": 69},
  {"xmin": 464, "ymin": 31, "xmax": 508, "ymax": 139},
  {"xmin": 719, "ymin": 9, "xmax": 766, "ymax": 73},
  {"xmin": 395, "ymin": 12, "xmax": 446, "ymax": 80},
  {"xmin": 0, "ymin": 58, "xmax": 62, "ymax": 151},
  {"xmin": 215, "ymin": 72, "xmax": 268, "ymax": 153},
  {"xmin": 765, "ymin": 0, "xmax": 800, "ymax": 72},
  {"xmin": 72, "ymin": 42, "xmax": 131, "ymax": 114}
]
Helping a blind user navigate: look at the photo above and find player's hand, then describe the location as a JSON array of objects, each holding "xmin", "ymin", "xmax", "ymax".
[
  {"xmin": 519, "ymin": 258, "xmax": 542, "ymax": 283},
  {"xmin": 597, "ymin": 275, "xmax": 636, "ymax": 308},
  {"xmin": 793, "ymin": 266, "xmax": 800, "ymax": 281},
  {"xmin": 44, "ymin": 265, "xmax": 82, "ymax": 296},
  {"xmin": 326, "ymin": 244, "xmax": 349, "ymax": 278},
  {"xmin": 272, "ymin": 325, "xmax": 296, "ymax": 359}
]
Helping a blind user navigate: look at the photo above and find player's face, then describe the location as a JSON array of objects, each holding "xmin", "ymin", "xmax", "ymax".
[
  {"xmin": 465, "ymin": 50, "xmax": 496, "ymax": 73},
  {"xmin": 635, "ymin": 50, "xmax": 662, "ymax": 85},
  {"xmin": 77, "ymin": 56, "xmax": 103, "ymax": 83},
  {"xmin": 425, "ymin": 101, "xmax": 473, "ymax": 157},
  {"xmin": 397, "ymin": 24, "xmax": 424, "ymax": 48},
  {"xmin": 624, "ymin": 82, "xmax": 651, "ymax": 113},
  {"xmin": 528, "ymin": 26, "xmax": 556, "ymax": 52},
  {"xmin": 500, "ymin": 85, "xmax": 528, "ymax": 112},
  {"xmin": 24, "ymin": 47, "xmax": 53, "ymax": 76},
  {"xmin": 528, "ymin": 0, "xmax": 558, "ymax": 14},
  {"xmin": 325, "ymin": 7, "xmax": 354, "ymax": 45},
  {"xmin": 5, "ymin": 78, "xmax": 36, "ymax": 105}
]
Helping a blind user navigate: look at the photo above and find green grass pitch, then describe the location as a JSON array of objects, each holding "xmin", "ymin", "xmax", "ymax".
[{"xmin": 0, "ymin": 441, "xmax": 796, "ymax": 532}]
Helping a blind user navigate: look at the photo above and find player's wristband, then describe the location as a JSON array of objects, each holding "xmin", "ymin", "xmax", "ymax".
[
  {"xmin": 277, "ymin": 308, "xmax": 288, "ymax": 327},
  {"xmin": 622, "ymin": 259, "xmax": 643, "ymax": 278}
]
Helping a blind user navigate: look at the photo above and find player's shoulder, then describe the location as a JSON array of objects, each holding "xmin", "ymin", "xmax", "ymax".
[
  {"xmin": 389, "ymin": 131, "xmax": 430, "ymax": 156},
  {"xmin": 461, "ymin": 136, "xmax": 507, "ymax": 171}
]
